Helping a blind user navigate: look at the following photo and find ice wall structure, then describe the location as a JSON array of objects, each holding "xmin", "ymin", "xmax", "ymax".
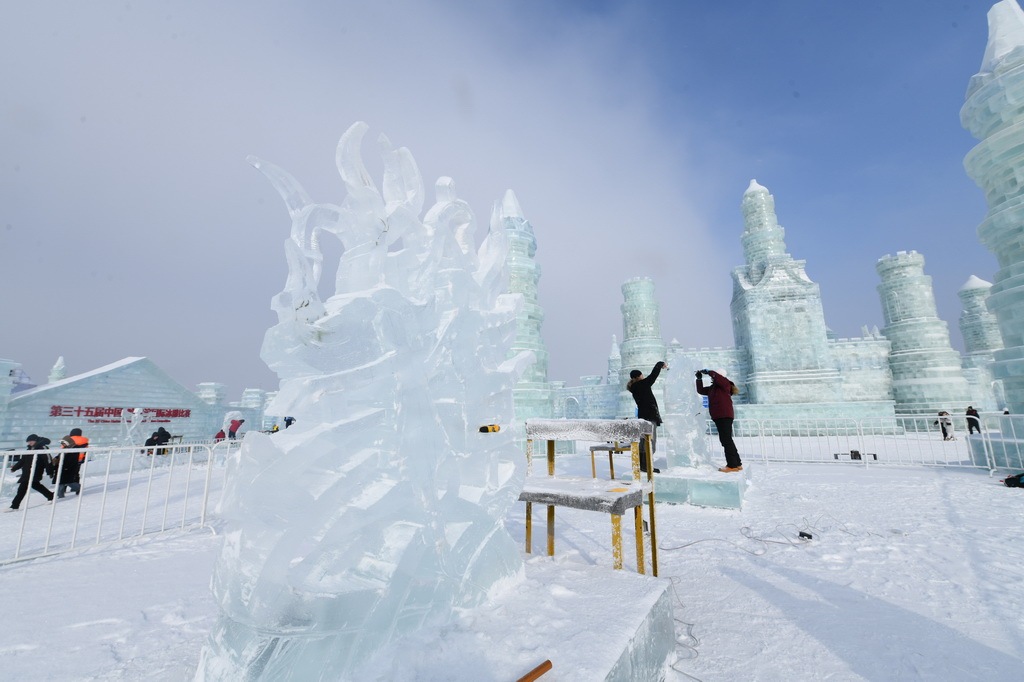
[
  {"xmin": 962, "ymin": 0, "xmax": 1024, "ymax": 414},
  {"xmin": 197, "ymin": 123, "xmax": 530, "ymax": 679}
]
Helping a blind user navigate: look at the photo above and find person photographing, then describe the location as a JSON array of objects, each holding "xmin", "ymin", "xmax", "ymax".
[
  {"xmin": 695, "ymin": 369, "xmax": 743, "ymax": 472},
  {"xmin": 627, "ymin": 361, "xmax": 667, "ymax": 474}
]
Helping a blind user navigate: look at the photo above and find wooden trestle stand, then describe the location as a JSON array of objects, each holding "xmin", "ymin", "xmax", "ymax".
[{"xmin": 518, "ymin": 419, "xmax": 658, "ymax": 576}]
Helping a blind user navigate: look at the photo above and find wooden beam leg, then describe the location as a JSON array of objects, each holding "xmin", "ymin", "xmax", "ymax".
[
  {"xmin": 547, "ymin": 504, "xmax": 555, "ymax": 557},
  {"xmin": 648, "ymin": 490, "xmax": 659, "ymax": 577},
  {"xmin": 590, "ymin": 450, "xmax": 596, "ymax": 478},
  {"xmin": 525, "ymin": 501, "xmax": 532, "ymax": 554},
  {"xmin": 611, "ymin": 514, "xmax": 623, "ymax": 569},
  {"xmin": 634, "ymin": 505, "xmax": 645, "ymax": 574},
  {"xmin": 608, "ymin": 452, "xmax": 615, "ymax": 479}
]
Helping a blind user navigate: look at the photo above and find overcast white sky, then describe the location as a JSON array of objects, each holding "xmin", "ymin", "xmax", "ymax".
[{"xmin": 0, "ymin": 1, "xmax": 1004, "ymax": 398}]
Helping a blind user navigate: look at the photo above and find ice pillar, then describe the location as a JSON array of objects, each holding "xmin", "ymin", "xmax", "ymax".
[
  {"xmin": 876, "ymin": 251, "xmax": 972, "ymax": 415},
  {"xmin": 962, "ymin": 0, "xmax": 1024, "ymax": 413},
  {"xmin": 618, "ymin": 277, "xmax": 668, "ymax": 418},
  {"xmin": 959, "ymin": 276, "xmax": 1005, "ymax": 410},
  {"xmin": 499, "ymin": 190, "xmax": 552, "ymax": 424}
]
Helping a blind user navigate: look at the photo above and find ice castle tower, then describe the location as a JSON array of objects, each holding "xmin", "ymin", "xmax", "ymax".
[
  {"xmin": 731, "ymin": 180, "xmax": 844, "ymax": 403},
  {"xmin": 876, "ymin": 251, "xmax": 973, "ymax": 415},
  {"xmin": 962, "ymin": 0, "xmax": 1024, "ymax": 413},
  {"xmin": 959, "ymin": 275, "xmax": 1005, "ymax": 410},
  {"xmin": 499, "ymin": 189, "xmax": 553, "ymax": 423},
  {"xmin": 618, "ymin": 278, "xmax": 668, "ymax": 418}
]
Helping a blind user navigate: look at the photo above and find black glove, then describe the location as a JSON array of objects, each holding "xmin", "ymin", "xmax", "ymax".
[
  {"xmin": 695, "ymin": 370, "xmax": 703, "ymax": 380},
  {"xmin": 701, "ymin": 369, "xmax": 710, "ymax": 375}
]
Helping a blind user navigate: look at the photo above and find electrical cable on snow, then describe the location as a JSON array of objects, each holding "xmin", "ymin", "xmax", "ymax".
[
  {"xmin": 667, "ymin": 575, "xmax": 704, "ymax": 682},
  {"xmin": 659, "ymin": 512, "xmax": 873, "ymax": 555}
]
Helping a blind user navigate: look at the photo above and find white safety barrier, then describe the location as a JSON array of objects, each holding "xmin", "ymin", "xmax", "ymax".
[
  {"xmin": 704, "ymin": 414, "xmax": 1020, "ymax": 471},
  {"xmin": 0, "ymin": 439, "xmax": 241, "ymax": 565}
]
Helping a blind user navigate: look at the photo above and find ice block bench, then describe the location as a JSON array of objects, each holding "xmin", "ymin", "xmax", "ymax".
[{"xmin": 519, "ymin": 419, "xmax": 659, "ymax": 576}]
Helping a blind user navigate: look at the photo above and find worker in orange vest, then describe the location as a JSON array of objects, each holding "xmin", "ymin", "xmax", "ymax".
[{"xmin": 56, "ymin": 428, "xmax": 88, "ymax": 497}]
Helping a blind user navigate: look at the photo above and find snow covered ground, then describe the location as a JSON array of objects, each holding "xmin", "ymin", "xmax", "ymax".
[{"xmin": 1, "ymin": 454, "xmax": 1022, "ymax": 680}]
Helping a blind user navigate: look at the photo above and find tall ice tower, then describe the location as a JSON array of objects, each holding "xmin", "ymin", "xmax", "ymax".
[
  {"xmin": 498, "ymin": 189, "xmax": 553, "ymax": 422},
  {"xmin": 962, "ymin": 0, "xmax": 1024, "ymax": 413},
  {"xmin": 730, "ymin": 180, "xmax": 843, "ymax": 403},
  {"xmin": 618, "ymin": 277, "xmax": 667, "ymax": 418},
  {"xmin": 958, "ymin": 275, "xmax": 1005, "ymax": 410},
  {"xmin": 876, "ymin": 251, "xmax": 972, "ymax": 415}
]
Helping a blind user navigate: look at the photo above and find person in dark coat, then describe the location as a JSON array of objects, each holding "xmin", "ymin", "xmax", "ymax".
[
  {"xmin": 155, "ymin": 426, "xmax": 172, "ymax": 455},
  {"xmin": 627, "ymin": 361, "xmax": 667, "ymax": 474},
  {"xmin": 965, "ymin": 406, "xmax": 980, "ymax": 435},
  {"xmin": 144, "ymin": 431, "xmax": 161, "ymax": 455},
  {"xmin": 55, "ymin": 434, "xmax": 83, "ymax": 497},
  {"xmin": 10, "ymin": 435, "xmax": 54, "ymax": 510},
  {"xmin": 696, "ymin": 369, "xmax": 743, "ymax": 472}
]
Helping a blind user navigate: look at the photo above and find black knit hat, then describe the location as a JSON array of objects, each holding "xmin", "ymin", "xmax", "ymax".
[
  {"xmin": 26, "ymin": 434, "xmax": 39, "ymax": 442},
  {"xmin": 629, "ymin": 370, "xmax": 642, "ymax": 379}
]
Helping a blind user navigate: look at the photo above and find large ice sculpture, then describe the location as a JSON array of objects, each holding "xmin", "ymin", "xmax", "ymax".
[
  {"xmin": 962, "ymin": 0, "xmax": 1024, "ymax": 413},
  {"xmin": 197, "ymin": 122, "xmax": 531, "ymax": 680}
]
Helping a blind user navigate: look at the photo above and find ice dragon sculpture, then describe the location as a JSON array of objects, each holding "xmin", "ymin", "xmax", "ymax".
[{"xmin": 197, "ymin": 122, "xmax": 530, "ymax": 680}]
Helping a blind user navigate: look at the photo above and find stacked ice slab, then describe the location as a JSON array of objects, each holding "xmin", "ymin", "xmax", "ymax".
[
  {"xmin": 962, "ymin": 0, "xmax": 1024, "ymax": 414},
  {"xmin": 197, "ymin": 123, "xmax": 530, "ymax": 679}
]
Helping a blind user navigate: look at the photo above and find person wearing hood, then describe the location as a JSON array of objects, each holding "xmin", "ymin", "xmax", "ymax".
[
  {"xmin": 9, "ymin": 435, "xmax": 54, "ymax": 510},
  {"xmin": 965, "ymin": 406, "xmax": 980, "ymax": 435},
  {"xmin": 696, "ymin": 369, "xmax": 743, "ymax": 472},
  {"xmin": 627, "ymin": 361, "xmax": 667, "ymax": 474},
  {"xmin": 54, "ymin": 433, "xmax": 84, "ymax": 497},
  {"xmin": 155, "ymin": 426, "xmax": 173, "ymax": 455}
]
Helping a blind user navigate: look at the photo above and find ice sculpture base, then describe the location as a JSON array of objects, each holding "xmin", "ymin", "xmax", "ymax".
[
  {"xmin": 651, "ymin": 465, "xmax": 750, "ymax": 509},
  {"xmin": 966, "ymin": 427, "xmax": 1024, "ymax": 469},
  {"xmin": 355, "ymin": 558, "xmax": 676, "ymax": 681}
]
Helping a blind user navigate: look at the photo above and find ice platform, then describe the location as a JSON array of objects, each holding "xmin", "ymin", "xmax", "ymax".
[
  {"xmin": 651, "ymin": 465, "xmax": 750, "ymax": 509},
  {"xmin": 364, "ymin": 558, "xmax": 677, "ymax": 680}
]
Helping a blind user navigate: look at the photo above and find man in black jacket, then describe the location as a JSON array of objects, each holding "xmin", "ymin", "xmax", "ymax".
[
  {"xmin": 10, "ymin": 435, "xmax": 55, "ymax": 510},
  {"xmin": 627, "ymin": 361, "xmax": 667, "ymax": 474}
]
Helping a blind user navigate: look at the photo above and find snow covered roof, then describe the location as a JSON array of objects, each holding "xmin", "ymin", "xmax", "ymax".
[
  {"xmin": 959, "ymin": 274, "xmax": 993, "ymax": 291},
  {"xmin": 980, "ymin": 0, "xmax": 1024, "ymax": 73},
  {"xmin": 11, "ymin": 357, "xmax": 148, "ymax": 399}
]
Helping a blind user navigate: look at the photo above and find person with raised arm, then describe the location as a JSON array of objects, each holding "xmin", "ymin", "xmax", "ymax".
[
  {"xmin": 696, "ymin": 369, "xmax": 743, "ymax": 472},
  {"xmin": 627, "ymin": 361, "xmax": 667, "ymax": 474}
]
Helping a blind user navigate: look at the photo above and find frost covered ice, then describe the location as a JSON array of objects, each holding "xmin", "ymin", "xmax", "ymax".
[{"xmin": 196, "ymin": 122, "xmax": 533, "ymax": 679}]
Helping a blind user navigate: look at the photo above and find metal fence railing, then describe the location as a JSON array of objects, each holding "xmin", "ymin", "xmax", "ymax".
[
  {"xmin": 0, "ymin": 439, "xmax": 240, "ymax": 565},
  {"xmin": 704, "ymin": 415, "xmax": 1024, "ymax": 472}
]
